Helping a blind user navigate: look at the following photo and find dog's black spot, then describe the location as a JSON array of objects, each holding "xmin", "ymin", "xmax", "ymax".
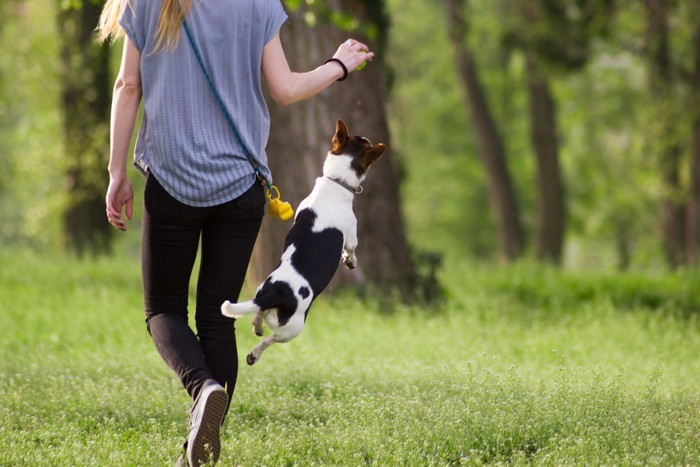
[
  {"xmin": 348, "ymin": 137, "xmax": 373, "ymax": 178},
  {"xmin": 253, "ymin": 278, "xmax": 298, "ymax": 326},
  {"xmin": 350, "ymin": 158, "xmax": 365, "ymax": 179},
  {"xmin": 298, "ymin": 286, "xmax": 310, "ymax": 299},
  {"xmin": 285, "ymin": 208, "xmax": 344, "ymax": 297}
]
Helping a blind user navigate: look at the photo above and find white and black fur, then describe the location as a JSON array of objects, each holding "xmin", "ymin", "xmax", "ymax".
[{"xmin": 221, "ymin": 120, "xmax": 386, "ymax": 365}]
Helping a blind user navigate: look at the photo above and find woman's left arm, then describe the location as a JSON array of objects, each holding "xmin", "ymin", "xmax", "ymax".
[{"xmin": 262, "ymin": 33, "xmax": 373, "ymax": 106}]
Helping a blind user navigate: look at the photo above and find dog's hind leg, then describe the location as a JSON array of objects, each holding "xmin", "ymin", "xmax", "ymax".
[
  {"xmin": 247, "ymin": 314, "xmax": 305, "ymax": 365},
  {"xmin": 252, "ymin": 312, "xmax": 264, "ymax": 337},
  {"xmin": 246, "ymin": 335, "xmax": 278, "ymax": 365}
]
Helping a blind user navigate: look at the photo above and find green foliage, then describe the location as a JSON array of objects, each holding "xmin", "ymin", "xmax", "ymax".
[
  {"xmin": 387, "ymin": 0, "xmax": 529, "ymax": 259},
  {"xmin": 282, "ymin": 0, "xmax": 389, "ymax": 49},
  {"xmin": 2, "ymin": 251, "xmax": 700, "ymax": 464},
  {"xmin": 387, "ymin": 0, "xmax": 699, "ymax": 267},
  {"xmin": 558, "ymin": 40, "xmax": 663, "ymax": 268},
  {"xmin": 1, "ymin": 0, "xmax": 699, "ymax": 268},
  {"xmin": 501, "ymin": 0, "xmax": 617, "ymax": 70},
  {"xmin": 0, "ymin": 0, "xmax": 63, "ymax": 248},
  {"xmin": 476, "ymin": 261, "xmax": 700, "ymax": 320}
]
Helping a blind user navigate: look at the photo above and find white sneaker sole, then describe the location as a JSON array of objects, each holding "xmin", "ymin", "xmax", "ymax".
[{"xmin": 187, "ymin": 385, "xmax": 228, "ymax": 466}]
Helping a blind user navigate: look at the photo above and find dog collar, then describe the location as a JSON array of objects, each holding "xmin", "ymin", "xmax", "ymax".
[{"xmin": 325, "ymin": 176, "xmax": 363, "ymax": 195}]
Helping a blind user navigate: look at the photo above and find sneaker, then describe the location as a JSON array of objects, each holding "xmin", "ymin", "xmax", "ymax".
[{"xmin": 187, "ymin": 382, "xmax": 228, "ymax": 466}]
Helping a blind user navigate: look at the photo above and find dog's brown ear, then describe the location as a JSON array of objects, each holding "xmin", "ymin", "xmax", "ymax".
[
  {"xmin": 358, "ymin": 143, "xmax": 387, "ymax": 172},
  {"xmin": 332, "ymin": 119, "xmax": 349, "ymax": 154},
  {"xmin": 367, "ymin": 143, "xmax": 386, "ymax": 163}
]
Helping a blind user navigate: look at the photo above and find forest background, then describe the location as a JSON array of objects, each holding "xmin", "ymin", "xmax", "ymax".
[
  {"xmin": 1, "ymin": 0, "xmax": 700, "ymax": 294},
  {"xmin": 3, "ymin": 2, "xmax": 700, "ymax": 463}
]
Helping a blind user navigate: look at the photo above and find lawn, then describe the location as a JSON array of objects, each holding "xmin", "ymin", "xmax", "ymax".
[{"xmin": 1, "ymin": 250, "xmax": 699, "ymax": 465}]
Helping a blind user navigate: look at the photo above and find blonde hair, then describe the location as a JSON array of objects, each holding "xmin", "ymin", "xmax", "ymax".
[{"xmin": 96, "ymin": 0, "xmax": 193, "ymax": 52}]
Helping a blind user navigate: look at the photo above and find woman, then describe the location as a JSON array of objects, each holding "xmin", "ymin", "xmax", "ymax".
[{"xmin": 97, "ymin": 0, "xmax": 372, "ymax": 464}]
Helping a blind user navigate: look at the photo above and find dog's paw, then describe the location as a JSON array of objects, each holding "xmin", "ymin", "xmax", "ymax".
[
  {"xmin": 246, "ymin": 353, "xmax": 258, "ymax": 365},
  {"xmin": 253, "ymin": 325, "xmax": 263, "ymax": 337},
  {"xmin": 342, "ymin": 255, "xmax": 357, "ymax": 269}
]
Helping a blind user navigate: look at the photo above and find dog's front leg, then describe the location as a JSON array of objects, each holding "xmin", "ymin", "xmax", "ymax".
[
  {"xmin": 247, "ymin": 335, "xmax": 278, "ymax": 365},
  {"xmin": 342, "ymin": 224, "xmax": 358, "ymax": 269}
]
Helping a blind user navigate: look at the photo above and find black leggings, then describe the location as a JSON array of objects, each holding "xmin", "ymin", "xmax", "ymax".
[{"xmin": 142, "ymin": 173, "xmax": 264, "ymax": 407}]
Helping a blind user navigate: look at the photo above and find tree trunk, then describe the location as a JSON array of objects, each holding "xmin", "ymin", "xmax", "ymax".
[
  {"xmin": 525, "ymin": 51, "xmax": 565, "ymax": 264},
  {"xmin": 0, "ymin": 4, "xmax": 8, "ymax": 194},
  {"xmin": 645, "ymin": 0, "xmax": 685, "ymax": 268},
  {"xmin": 688, "ymin": 24, "xmax": 700, "ymax": 266},
  {"xmin": 57, "ymin": 0, "xmax": 113, "ymax": 256},
  {"xmin": 250, "ymin": 1, "xmax": 416, "ymax": 295},
  {"xmin": 444, "ymin": 0, "xmax": 524, "ymax": 262}
]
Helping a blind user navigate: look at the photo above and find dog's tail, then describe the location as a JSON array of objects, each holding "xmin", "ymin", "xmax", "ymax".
[{"xmin": 221, "ymin": 300, "xmax": 261, "ymax": 319}]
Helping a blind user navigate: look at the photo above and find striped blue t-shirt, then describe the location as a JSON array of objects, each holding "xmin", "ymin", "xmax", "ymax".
[{"xmin": 119, "ymin": 0, "xmax": 287, "ymax": 207}]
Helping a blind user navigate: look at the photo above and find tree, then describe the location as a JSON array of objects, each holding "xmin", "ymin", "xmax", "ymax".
[
  {"xmin": 688, "ymin": 5, "xmax": 700, "ymax": 265},
  {"xmin": 0, "ymin": 9, "xmax": 8, "ymax": 196},
  {"xmin": 524, "ymin": 47, "xmax": 565, "ymax": 263},
  {"xmin": 643, "ymin": 0, "xmax": 686, "ymax": 268},
  {"xmin": 515, "ymin": 0, "xmax": 572, "ymax": 264},
  {"xmin": 0, "ymin": 0, "xmax": 17, "ymax": 198},
  {"xmin": 444, "ymin": 0, "xmax": 525, "ymax": 262},
  {"xmin": 249, "ymin": 0, "xmax": 417, "ymax": 295},
  {"xmin": 507, "ymin": 0, "xmax": 615, "ymax": 264},
  {"xmin": 57, "ymin": 0, "xmax": 112, "ymax": 255}
]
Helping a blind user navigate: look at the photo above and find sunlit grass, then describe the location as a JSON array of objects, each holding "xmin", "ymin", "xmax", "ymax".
[{"xmin": 1, "ymin": 251, "xmax": 699, "ymax": 465}]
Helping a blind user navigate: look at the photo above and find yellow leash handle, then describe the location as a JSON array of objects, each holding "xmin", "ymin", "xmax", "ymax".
[{"xmin": 266, "ymin": 185, "xmax": 294, "ymax": 221}]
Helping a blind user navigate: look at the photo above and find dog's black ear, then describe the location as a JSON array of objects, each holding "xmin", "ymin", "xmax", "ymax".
[{"xmin": 332, "ymin": 119, "xmax": 349, "ymax": 154}]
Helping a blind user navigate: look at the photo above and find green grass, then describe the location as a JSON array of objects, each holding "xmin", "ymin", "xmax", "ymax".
[{"xmin": 1, "ymin": 250, "xmax": 699, "ymax": 465}]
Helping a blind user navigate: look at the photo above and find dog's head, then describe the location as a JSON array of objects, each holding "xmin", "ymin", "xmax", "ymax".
[{"xmin": 324, "ymin": 120, "xmax": 386, "ymax": 187}]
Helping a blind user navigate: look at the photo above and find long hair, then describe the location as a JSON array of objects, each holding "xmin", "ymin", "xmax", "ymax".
[{"xmin": 96, "ymin": 0, "xmax": 193, "ymax": 51}]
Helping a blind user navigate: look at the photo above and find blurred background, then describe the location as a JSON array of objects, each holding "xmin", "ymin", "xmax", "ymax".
[{"xmin": 1, "ymin": 0, "xmax": 699, "ymax": 297}]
